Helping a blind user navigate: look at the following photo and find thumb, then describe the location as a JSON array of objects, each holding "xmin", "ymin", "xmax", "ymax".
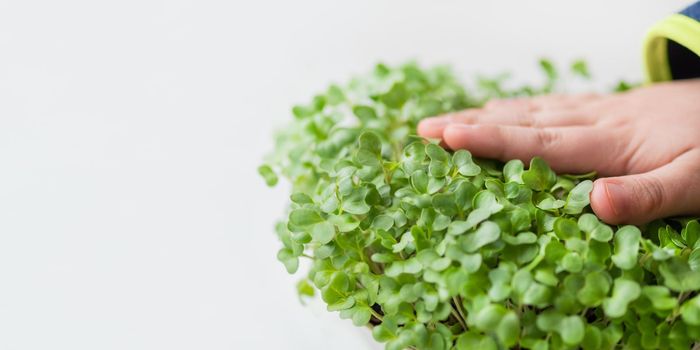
[{"xmin": 590, "ymin": 152, "xmax": 700, "ymax": 225}]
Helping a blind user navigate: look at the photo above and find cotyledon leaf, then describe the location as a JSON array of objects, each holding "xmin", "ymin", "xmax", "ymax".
[{"xmin": 262, "ymin": 61, "xmax": 700, "ymax": 350}]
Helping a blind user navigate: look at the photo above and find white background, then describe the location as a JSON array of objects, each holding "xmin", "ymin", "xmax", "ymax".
[{"xmin": 0, "ymin": 1, "xmax": 690, "ymax": 349}]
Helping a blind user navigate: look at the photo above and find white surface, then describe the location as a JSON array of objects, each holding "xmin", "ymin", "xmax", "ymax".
[{"xmin": 0, "ymin": 1, "xmax": 689, "ymax": 349}]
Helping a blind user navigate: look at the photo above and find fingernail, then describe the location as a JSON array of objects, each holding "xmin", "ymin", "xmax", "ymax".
[{"xmin": 603, "ymin": 181, "xmax": 625, "ymax": 217}]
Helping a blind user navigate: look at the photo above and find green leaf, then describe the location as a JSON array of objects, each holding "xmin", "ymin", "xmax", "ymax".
[
  {"xmin": 578, "ymin": 213, "xmax": 613, "ymax": 242},
  {"xmin": 658, "ymin": 257, "xmax": 700, "ymax": 292},
  {"xmin": 536, "ymin": 309, "xmax": 564, "ymax": 332},
  {"xmin": 564, "ymin": 180, "xmax": 592, "ymax": 214},
  {"xmin": 446, "ymin": 246, "xmax": 482, "ymax": 272},
  {"xmin": 359, "ymin": 131, "xmax": 381, "ymax": 155},
  {"xmin": 603, "ymin": 278, "xmax": 640, "ymax": 318},
  {"xmin": 577, "ymin": 213, "xmax": 597, "ymax": 231},
  {"xmin": 559, "ymin": 315, "xmax": 585, "ymax": 346},
  {"xmin": 571, "ymin": 60, "xmax": 591, "ymax": 79},
  {"xmin": 611, "ymin": 225, "xmax": 640, "ymax": 270},
  {"xmin": 322, "ymin": 272, "xmax": 350, "ymax": 304},
  {"xmin": 290, "ymin": 192, "xmax": 313, "ymax": 204},
  {"xmin": 454, "ymin": 180, "xmax": 478, "ymax": 211},
  {"xmin": 474, "ymin": 304, "xmax": 507, "ymax": 331},
  {"xmin": 447, "ymin": 220, "xmax": 470, "ymax": 236},
  {"xmin": 432, "ymin": 214, "xmax": 450, "ymax": 231},
  {"xmin": 386, "ymin": 331, "xmax": 413, "ymax": 350},
  {"xmin": 258, "ymin": 164, "xmax": 278, "ymax": 187},
  {"xmin": 291, "ymin": 104, "xmax": 315, "ymax": 119},
  {"xmin": 427, "ymin": 177, "xmax": 445, "ymax": 194},
  {"xmin": 373, "ymin": 318, "xmax": 398, "ymax": 342},
  {"xmin": 591, "ymin": 224, "xmax": 614, "ymax": 243},
  {"xmin": 352, "ymin": 105, "xmax": 377, "ymax": 121},
  {"xmin": 689, "ymin": 249, "xmax": 700, "ymax": 271},
  {"xmin": 385, "ymin": 258, "xmax": 423, "ymax": 277},
  {"xmin": 554, "ymin": 218, "xmax": 581, "ymax": 240},
  {"xmin": 534, "ymin": 268, "xmax": 558, "ymax": 287},
  {"xmin": 371, "ymin": 214, "xmax": 394, "ymax": 231},
  {"xmin": 577, "ymin": 270, "xmax": 611, "ymax": 307},
  {"xmin": 392, "ymin": 232, "xmax": 413, "ymax": 253},
  {"xmin": 326, "ymin": 84, "xmax": 345, "ymax": 105},
  {"xmin": 502, "ymin": 232, "xmax": 537, "ymax": 245},
  {"xmin": 379, "ymin": 82, "xmax": 408, "ymax": 108},
  {"xmin": 311, "ymin": 221, "xmax": 335, "ymax": 244},
  {"xmin": 430, "ymin": 257, "xmax": 452, "ymax": 271},
  {"xmin": 328, "ymin": 214, "xmax": 360, "ymax": 232},
  {"xmin": 432, "ymin": 192, "xmax": 458, "ymax": 217},
  {"xmin": 561, "ymin": 252, "xmax": 583, "ymax": 273},
  {"xmin": 342, "ymin": 188, "xmax": 371, "ymax": 215},
  {"xmin": 327, "ymin": 296, "xmax": 355, "ymax": 311},
  {"xmin": 503, "ymin": 159, "xmax": 524, "ymax": 184},
  {"xmin": 371, "ymin": 253, "xmax": 395, "ymax": 264},
  {"xmin": 512, "ymin": 269, "xmax": 552, "ymax": 307},
  {"xmin": 522, "ymin": 157, "xmax": 556, "ymax": 191},
  {"xmin": 410, "ymin": 170, "xmax": 429, "ymax": 193},
  {"xmin": 289, "ymin": 208, "xmax": 324, "ymax": 227},
  {"xmin": 496, "ymin": 311, "xmax": 520, "ymax": 347},
  {"xmin": 539, "ymin": 58, "xmax": 557, "ymax": 81},
  {"xmin": 277, "ymin": 248, "xmax": 299, "ymax": 273},
  {"xmin": 456, "ymin": 331, "xmax": 498, "ymax": 350},
  {"xmin": 614, "ymin": 80, "xmax": 635, "ymax": 92},
  {"xmin": 681, "ymin": 295, "xmax": 700, "ymax": 326},
  {"xmin": 509, "ymin": 207, "xmax": 531, "ymax": 231},
  {"xmin": 536, "ymin": 196, "xmax": 565, "ymax": 211},
  {"xmin": 426, "ymin": 143, "xmax": 450, "ymax": 178},
  {"xmin": 462, "ymin": 221, "xmax": 501, "ymax": 252},
  {"xmin": 351, "ymin": 306, "xmax": 372, "ymax": 326},
  {"xmin": 641, "ymin": 286, "xmax": 677, "ymax": 310},
  {"xmin": 453, "ymin": 150, "xmax": 481, "ymax": 176},
  {"xmin": 489, "ymin": 266, "xmax": 514, "ymax": 301},
  {"xmin": 682, "ymin": 220, "xmax": 700, "ymax": 248},
  {"xmin": 581, "ymin": 325, "xmax": 602, "ymax": 350},
  {"xmin": 355, "ymin": 132, "xmax": 382, "ymax": 166},
  {"xmin": 416, "ymin": 249, "xmax": 438, "ymax": 266},
  {"xmin": 474, "ymin": 191, "xmax": 503, "ymax": 214},
  {"xmin": 448, "ymin": 208, "xmax": 491, "ymax": 236},
  {"xmin": 296, "ymin": 279, "xmax": 315, "ymax": 299}
]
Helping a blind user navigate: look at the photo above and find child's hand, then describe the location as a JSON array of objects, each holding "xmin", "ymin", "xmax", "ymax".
[{"xmin": 418, "ymin": 79, "xmax": 700, "ymax": 224}]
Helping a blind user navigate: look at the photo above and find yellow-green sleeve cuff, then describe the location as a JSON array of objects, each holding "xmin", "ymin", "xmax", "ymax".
[{"xmin": 643, "ymin": 14, "xmax": 700, "ymax": 83}]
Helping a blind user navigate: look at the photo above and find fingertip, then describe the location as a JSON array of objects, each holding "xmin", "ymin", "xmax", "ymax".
[
  {"xmin": 591, "ymin": 178, "xmax": 632, "ymax": 225},
  {"xmin": 417, "ymin": 116, "xmax": 449, "ymax": 139},
  {"xmin": 590, "ymin": 179, "xmax": 617, "ymax": 224},
  {"xmin": 442, "ymin": 123, "xmax": 472, "ymax": 150}
]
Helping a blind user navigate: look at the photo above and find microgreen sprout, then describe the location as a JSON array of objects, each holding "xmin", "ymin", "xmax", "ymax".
[{"xmin": 262, "ymin": 61, "xmax": 700, "ymax": 349}]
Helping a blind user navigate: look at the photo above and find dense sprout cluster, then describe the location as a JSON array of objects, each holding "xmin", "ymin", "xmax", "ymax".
[{"xmin": 260, "ymin": 62, "xmax": 700, "ymax": 349}]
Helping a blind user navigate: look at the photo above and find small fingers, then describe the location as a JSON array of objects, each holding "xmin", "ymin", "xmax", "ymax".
[
  {"xmin": 417, "ymin": 95, "xmax": 602, "ymax": 138},
  {"xmin": 529, "ymin": 93, "xmax": 602, "ymax": 110},
  {"xmin": 484, "ymin": 94, "xmax": 601, "ymax": 111},
  {"xmin": 442, "ymin": 123, "xmax": 618, "ymax": 174},
  {"xmin": 483, "ymin": 98, "xmax": 532, "ymax": 111},
  {"xmin": 470, "ymin": 108, "xmax": 596, "ymax": 127},
  {"xmin": 417, "ymin": 115, "xmax": 453, "ymax": 139},
  {"xmin": 529, "ymin": 109, "xmax": 596, "ymax": 127},
  {"xmin": 417, "ymin": 108, "xmax": 594, "ymax": 139}
]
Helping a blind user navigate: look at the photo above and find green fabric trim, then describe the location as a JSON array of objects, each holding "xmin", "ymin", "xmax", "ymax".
[{"xmin": 643, "ymin": 14, "xmax": 700, "ymax": 83}]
